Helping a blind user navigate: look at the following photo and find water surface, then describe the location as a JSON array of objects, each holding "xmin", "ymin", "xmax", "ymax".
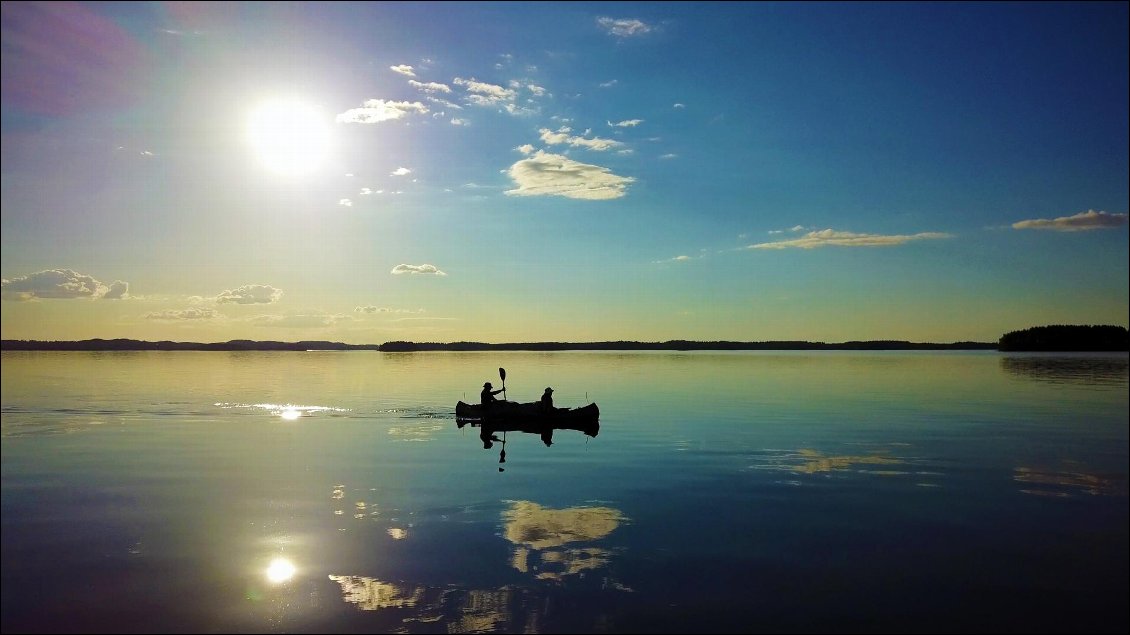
[{"xmin": 2, "ymin": 351, "xmax": 1126, "ymax": 633}]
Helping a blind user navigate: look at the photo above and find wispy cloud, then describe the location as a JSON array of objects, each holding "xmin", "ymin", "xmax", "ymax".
[
  {"xmin": 216, "ymin": 284, "xmax": 283, "ymax": 304},
  {"xmin": 527, "ymin": 83, "xmax": 548, "ymax": 97},
  {"xmin": 1012, "ymin": 209, "xmax": 1128, "ymax": 232},
  {"xmin": 538, "ymin": 126, "xmax": 624, "ymax": 151},
  {"xmin": 653, "ymin": 254, "xmax": 699, "ymax": 264},
  {"xmin": 750, "ymin": 229, "xmax": 952, "ymax": 250},
  {"xmin": 659, "ymin": 153, "xmax": 677, "ymax": 160},
  {"xmin": 505, "ymin": 151, "xmax": 635, "ymax": 201},
  {"xmin": 597, "ymin": 17, "xmax": 654, "ymax": 37},
  {"xmin": 249, "ymin": 313, "xmax": 351, "ymax": 328},
  {"xmin": 338, "ymin": 198, "xmax": 353, "ymax": 207},
  {"xmin": 450, "ymin": 117, "xmax": 468, "ymax": 126},
  {"xmin": 673, "ymin": 103, "xmax": 686, "ymax": 109},
  {"xmin": 144, "ymin": 307, "xmax": 220, "ymax": 320},
  {"xmin": 355, "ymin": 306, "xmax": 425, "ymax": 314},
  {"xmin": 389, "ymin": 64, "xmax": 416, "ymax": 77},
  {"xmin": 390, "ymin": 167, "xmax": 412, "ymax": 176},
  {"xmin": 391, "ymin": 264, "xmax": 447, "ymax": 276},
  {"xmin": 336, "ymin": 99, "xmax": 428, "ymax": 123},
  {"xmin": 599, "ymin": 79, "xmax": 619, "ymax": 88},
  {"xmin": 608, "ymin": 119, "xmax": 643, "ymax": 128},
  {"xmin": 408, "ymin": 79, "xmax": 451, "ymax": 94},
  {"xmin": 1, "ymin": 269, "xmax": 128, "ymax": 301}
]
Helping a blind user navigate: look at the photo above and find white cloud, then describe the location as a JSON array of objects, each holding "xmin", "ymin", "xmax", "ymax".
[
  {"xmin": 408, "ymin": 79, "xmax": 451, "ymax": 94},
  {"xmin": 597, "ymin": 17, "xmax": 654, "ymax": 37},
  {"xmin": 450, "ymin": 117, "xmax": 468, "ymax": 126},
  {"xmin": 608, "ymin": 119, "xmax": 643, "ymax": 128},
  {"xmin": 336, "ymin": 99, "xmax": 428, "ymax": 123},
  {"xmin": 673, "ymin": 103, "xmax": 686, "ymax": 109},
  {"xmin": 360, "ymin": 188, "xmax": 375, "ymax": 195},
  {"xmin": 505, "ymin": 151, "xmax": 635, "ymax": 201},
  {"xmin": 145, "ymin": 307, "xmax": 220, "ymax": 320},
  {"xmin": 599, "ymin": 79, "xmax": 619, "ymax": 88},
  {"xmin": 426, "ymin": 96, "xmax": 463, "ymax": 110},
  {"xmin": 1012, "ymin": 209, "xmax": 1128, "ymax": 232},
  {"xmin": 659, "ymin": 153, "xmax": 677, "ymax": 159},
  {"xmin": 538, "ymin": 126, "xmax": 624, "ymax": 151},
  {"xmin": 515, "ymin": 144, "xmax": 536, "ymax": 155},
  {"xmin": 389, "ymin": 64, "xmax": 416, "ymax": 77},
  {"xmin": 527, "ymin": 83, "xmax": 547, "ymax": 97},
  {"xmin": 390, "ymin": 167, "xmax": 412, "ymax": 176},
  {"xmin": 790, "ymin": 225, "xmax": 806, "ymax": 232},
  {"xmin": 454, "ymin": 77, "xmax": 516, "ymax": 103},
  {"xmin": 249, "ymin": 313, "xmax": 350, "ymax": 328},
  {"xmin": 750, "ymin": 229, "xmax": 953, "ymax": 250},
  {"xmin": 338, "ymin": 198, "xmax": 353, "ymax": 207},
  {"xmin": 216, "ymin": 284, "xmax": 282, "ymax": 304},
  {"xmin": 391, "ymin": 264, "xmax": 447, "ymax": 276},
  {"xmin": 1, "ymin": 269, "xmax": 126, "ymax": 301}
]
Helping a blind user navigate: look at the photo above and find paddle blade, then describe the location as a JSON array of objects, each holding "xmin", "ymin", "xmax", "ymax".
[{"xmin": 499, "ymin": 367, "xmax": 506, "ymax": 381}]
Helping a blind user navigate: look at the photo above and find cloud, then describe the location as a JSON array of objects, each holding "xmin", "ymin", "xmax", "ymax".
[
  {"xmin": 599, "ymin": 79, "xmax": 619, "ymax": 88},
  {"xmin": 338, "ymin": 198, "xmax": 353, "ymax": 207},
  {"xmin": 454, "ymin": 77, "xmax": 516, "ymax": 103},
  {"xmin": 102, "ymin": 281, "xmax": 129, "ymax": 300},
  {"xmin": 390, "ymin": 167, "xmax": 412, "ymax": 176},
  {"xmin": 389, "ymin": 64, "xmax": 416, "ymax": 77},
  {"xmin": 425, "ymin": 96, "xmax": 463, "ymax": 110},
  {"xmin": 596, "ymin": 17, "xmax": 654, "ymax": 37},
  {"xmin": 336, "ymin": 99, "xmax": 428, "ymax": 123},
  {"xmin": 538, "ymin": 126, "xmax": 624, "ymax": 151},
  {"xmin": 1, "ymin": 269, "xmax": 126, "ymax": 301},
  {"xmin": 450, "ymin": 117, "xmax": 468, "ymax": 126},
  {"xmin": 750, "ymin": 229, "xmax": 953, "ymax": 250},
  {"xmin": 249, "ymin": 313, "xmax": 350, "ymax": 328},
  {"xmin": 515, "ymin": 144, "xmax": 536, "ymax": 155},
  {"xmin": 355, "ymin": 306, "xmax": 425, "ymax": 314},
  {"xmin": 391, "ymin": 264, "xmax": 447, "ymax": 276},
  {"xmin": 608, "ymin": 119, "xmax": 643, "ymax": 128},
  {"xmin": 408, "ymin": 79, "xmax": 451, "ymax": 94},
  {"xmin": 526, "ymin": 83, "xmax": 548, "ymax": 97},
  {"xmin": 1011, "ymin": 210, "xmax": 1128, "ymax": 232},
  {"xmin": 144, "ymin": 307, "xmax": 220, "ymax": 320},
  {"xmin": 659, "ymin": 153, "xmax": 677, "ymax": 159},
  {"xmin": 505, "ymin": 151, "xmax": 635, "ymax": 200},
  {"xmin": 673, "ymin": 103, "xmax": 685, "ymax": 109},
  {"xmin": 216, "ymin": 284, "xmax": 283, "ymax": 304}
]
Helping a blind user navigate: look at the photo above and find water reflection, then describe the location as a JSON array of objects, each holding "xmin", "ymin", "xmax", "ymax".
[
  {"xmin": 1014, "ymin": 463, "xmax": 1126, "ymax": 497},
  {"xmin": 327, "ymin": 577, "xmax": 544, "ymax": 632},
  {"xmin": 503, "ymin": 501, "xmax": 628, "ymax": 585},
  {"xmin": 456, "ymin": 418, "xmax": 599, "ymax": 471},
  {"xmin": 1000, "ymin": 354, "xmax": 1129, "ymax": 386},
  {"xmin": 214, "ymin": 402, "xmax": 351, "ymax": 418},
  {"xmin": 265, "ymin": 558, "xmax": 296, "ymax": 583}
]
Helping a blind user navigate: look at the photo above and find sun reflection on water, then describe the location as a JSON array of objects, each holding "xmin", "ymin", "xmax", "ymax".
[{"xmin": 266, "ymin": 558, "xmax": 296, "ymax": 583}]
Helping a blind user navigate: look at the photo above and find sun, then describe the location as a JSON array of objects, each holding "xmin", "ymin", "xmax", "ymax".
[{"xmin": 246, "ymin": 99, "xmax": 332, "ymax": 175}]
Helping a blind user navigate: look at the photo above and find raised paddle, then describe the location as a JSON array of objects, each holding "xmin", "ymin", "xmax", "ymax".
[{"xmin": 499, "ymin": 367, "xmax": 507, "ymax": 401}]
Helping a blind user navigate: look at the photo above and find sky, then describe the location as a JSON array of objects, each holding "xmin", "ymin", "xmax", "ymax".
[{"xmin": 1, "ymin": 1, "xmax": 1127, "ymax": 344}]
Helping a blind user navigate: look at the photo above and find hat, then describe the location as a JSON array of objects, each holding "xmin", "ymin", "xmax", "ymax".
[
  {"xmin": 544, "ymin": 387, "xmax": 553, "ymax": 392},
  {"xmin": 483, "ymin": 382, "xmax": 492, "ymax": 387}
]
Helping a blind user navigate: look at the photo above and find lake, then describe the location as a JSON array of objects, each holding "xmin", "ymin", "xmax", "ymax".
[{"xmin": 1, "ymin": 350, "xmax": 1127, "ymax": 633}]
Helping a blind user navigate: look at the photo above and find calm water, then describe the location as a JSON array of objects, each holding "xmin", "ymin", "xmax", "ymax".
[{"xmin": 1, "ymin": 351, "xmax": 1127, "ymax": 634}]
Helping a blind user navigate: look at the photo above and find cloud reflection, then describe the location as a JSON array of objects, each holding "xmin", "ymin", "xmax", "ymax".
[{"xmin": 502, "ymin": 501, "xmax": 628, "ymax": 584}]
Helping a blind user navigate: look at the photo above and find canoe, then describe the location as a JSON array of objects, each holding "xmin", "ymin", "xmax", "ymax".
[
  {"xmin": 455, "ymin": 401, "xmax": 600, "ymax": 438},
  {"xmin": 456, "ymin": 400, "xmax": 598, "ymax": 424}
]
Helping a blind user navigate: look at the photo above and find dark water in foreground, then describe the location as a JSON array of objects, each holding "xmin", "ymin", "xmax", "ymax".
[{"xmin": 1, "ymin": 351, "xmax": 1127, "ymax": 633}]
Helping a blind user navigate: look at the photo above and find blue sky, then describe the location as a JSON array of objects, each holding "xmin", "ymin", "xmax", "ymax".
[{"xmin": 2, "ymin": 1, "xmax": 1127, "ymax": 343}]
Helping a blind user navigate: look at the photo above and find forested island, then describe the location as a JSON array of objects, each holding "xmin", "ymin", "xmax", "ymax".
[{"xmin": 2, "ymin": 325, "xmax": 1125, "ymax": 352}]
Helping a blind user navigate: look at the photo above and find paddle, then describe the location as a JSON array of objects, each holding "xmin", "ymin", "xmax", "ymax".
[{"xmin": 499, "ymin": 367, "xmax": 507, "ymax": 401}]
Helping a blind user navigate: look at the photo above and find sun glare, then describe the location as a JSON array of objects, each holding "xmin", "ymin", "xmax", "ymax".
[
  {"xmin": 247, "ymin": 99, "xmax": 331, "ymax": 175},
  {"xmin": 266, "ymin": 557, "xmax": 296, "ymax": 583}
]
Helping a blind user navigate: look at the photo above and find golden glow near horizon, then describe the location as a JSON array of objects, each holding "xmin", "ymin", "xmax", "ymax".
[{"xmin": 246, "ymin": 99, "xmax": 332, "ymax": 175}]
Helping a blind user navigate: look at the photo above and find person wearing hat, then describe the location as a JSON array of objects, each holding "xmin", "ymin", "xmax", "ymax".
[
  {"xmin": 481, "ymin": 381, "xmax": 504, "ymax": 408},
  {"xmin": 538, "ymin": 387, "xmax": 555, "ymax": 414}
]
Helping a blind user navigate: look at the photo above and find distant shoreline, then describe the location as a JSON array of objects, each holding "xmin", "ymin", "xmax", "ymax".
[
  {"xmin": 2, "ymin": 338, "xmax": 999, "ymax": 352},
  {"xmin": 4, "ymin": 326, "xmax": 1126, "ymax": 352}
]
